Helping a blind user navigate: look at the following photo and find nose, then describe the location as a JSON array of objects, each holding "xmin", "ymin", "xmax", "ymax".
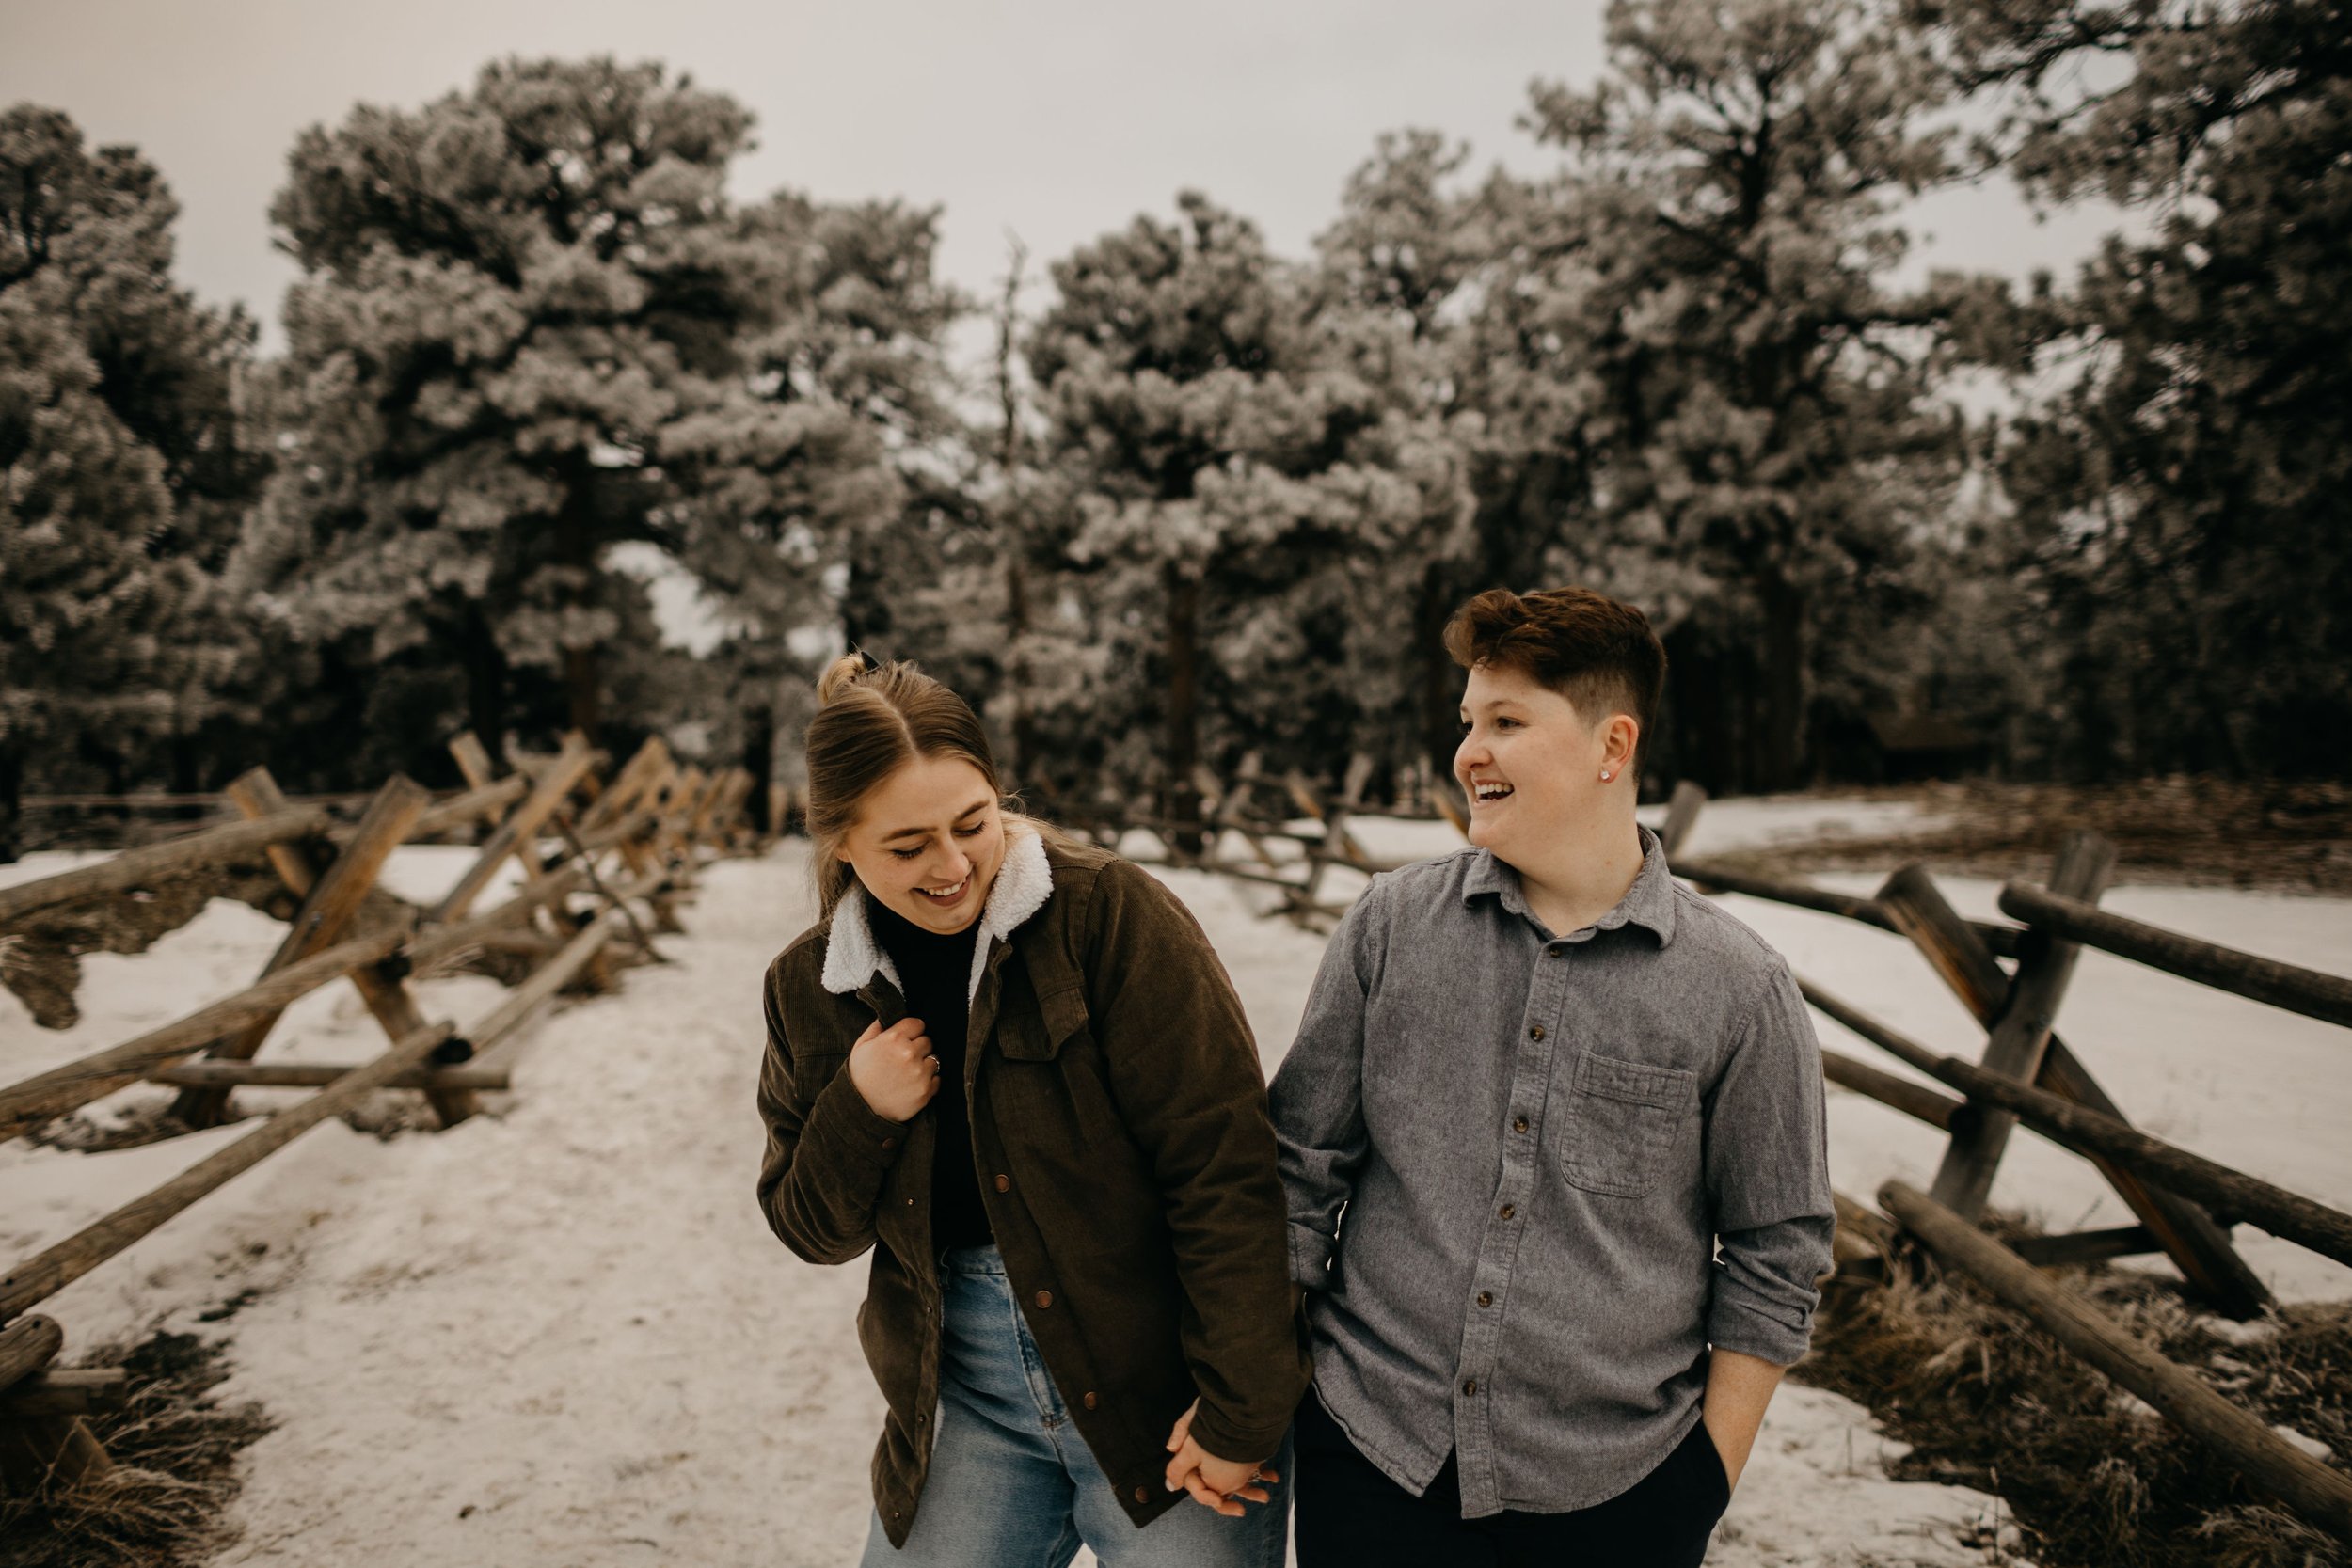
[
  {"xmin": 1454, "ymin": 733, "xmax": 1488, "ymax": 780},
  {"xmin": 932, "ymin": 849, "xmax": 973, "ymax": 886}
]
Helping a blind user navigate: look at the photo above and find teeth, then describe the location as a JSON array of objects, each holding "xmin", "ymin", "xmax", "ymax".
[
  {"xmin": 919, "ymin": 879, "xmax": 968, "ymax": 899},
  {"xmin": 1474, "ymin": 783, "xmax": 1515, "ymax": 801}
]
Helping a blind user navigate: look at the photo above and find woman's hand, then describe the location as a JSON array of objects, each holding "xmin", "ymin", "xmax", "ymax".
[
  {"xmin": 1164, "ymin": 1399, "xmax": 1279, "ymax": 1515},
  {"xmin": 848, "ymin": 1017, "xmax": 940, "ymax": 1123}
]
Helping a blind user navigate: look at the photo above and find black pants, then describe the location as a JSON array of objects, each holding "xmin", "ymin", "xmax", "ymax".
[{"xmin": 1293, "ymin": 1391, "xmax": 1730, "ymax": 1568}]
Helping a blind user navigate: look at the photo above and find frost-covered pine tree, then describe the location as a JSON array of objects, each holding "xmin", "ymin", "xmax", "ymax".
[
  {"xmin": 1025, "ymin": 192, "xmax": 1470, "ymax": 832},
  {"xmin": 0, "ymin": 106, "xmax": 263, "ymax": 858},
  {"xmin": 1493, "ymin": 0, "xmax": 2002, "ymax": 790},
  {"xmin": 244, "ymin": 57, "xmax": 907, "ymax": 763}
]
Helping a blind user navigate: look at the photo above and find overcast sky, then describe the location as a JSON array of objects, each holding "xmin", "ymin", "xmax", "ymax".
[{"xmin": 3, "ymin": 0, "xmax": 2119, "ymax": 359}]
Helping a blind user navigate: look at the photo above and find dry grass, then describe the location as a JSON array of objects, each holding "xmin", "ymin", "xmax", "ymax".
[
  {"xmin": 1714, "ymin": 775, "xmax": 2352, "ymax": 894},
  {"xmin": 0, "ymin": 1329, "xmax": 273, "ymax": 1568},
  {"xmin": 1804, "ymin": 1223, "xmax": 2352, "ymax": 1567}
]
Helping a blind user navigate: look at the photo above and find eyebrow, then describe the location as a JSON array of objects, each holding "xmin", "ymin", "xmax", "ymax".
[{"xmin": 879, "ymin": 799, "xmax": 992, "ymax": 844}]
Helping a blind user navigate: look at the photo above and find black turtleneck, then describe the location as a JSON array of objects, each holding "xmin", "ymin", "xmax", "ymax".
[{"xmin": 866, "ymin": 895, "xmax": 993, "ymax": 1250}]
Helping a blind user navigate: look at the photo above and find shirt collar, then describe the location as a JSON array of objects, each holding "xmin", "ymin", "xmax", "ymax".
[{"xmin": 1460, "ymin": 824, "xmax": 1677, "ymax": 947}]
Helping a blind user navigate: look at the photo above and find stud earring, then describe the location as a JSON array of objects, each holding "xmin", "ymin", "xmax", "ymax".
[{"xmin": 1600, "ymin": 770, "xmax": 1613, "ymax": 782}]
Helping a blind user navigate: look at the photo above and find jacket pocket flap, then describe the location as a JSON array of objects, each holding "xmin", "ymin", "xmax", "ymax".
[
  {"xmin": 997, "ymin": 987, "xmax": 1090, "ymax": 1061},
  {"xmin": 1574, "ymin": 1051, "xmax": 1694, "ymax": 1110}
]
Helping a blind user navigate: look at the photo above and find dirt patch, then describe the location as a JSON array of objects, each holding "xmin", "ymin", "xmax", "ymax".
[
  {"xmin": 1802, "ymin": 1220, "xmax": 2352, "ymax": 1567},
  {"xmin": 1709, "ymin": 776, "xmax": 2352, "ymax": 894},
  {"xmin": 0, "ymin": 1326, "xmax": 274, "ymax": 1568}
]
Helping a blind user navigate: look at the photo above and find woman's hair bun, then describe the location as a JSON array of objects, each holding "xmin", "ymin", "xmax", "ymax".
[{"xmin": 816, "ymin": 652, "xmax": 872, "ymax": 705}]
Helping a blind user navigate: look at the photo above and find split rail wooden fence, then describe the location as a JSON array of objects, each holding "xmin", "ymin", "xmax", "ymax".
[
  {"xmin": 0, "ymin": 735, "xmax": 757, "ymax": 1497},
  {"xmin": 1661, "ymin": 782, "xmax": 2352, "ymax": 1543},
  {"xmin": 1060, "ymin": 752, "xmax": 1422, "ymax": 931}
]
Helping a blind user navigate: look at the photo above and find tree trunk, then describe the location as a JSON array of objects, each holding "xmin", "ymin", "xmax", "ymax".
[
  {"xmin": 564, "ymin": 646, "xmax": 601, "ymax": 742},
  {"xmin": 558, "ymin": 462, "xmax": 602, "ymax": 744},
  {"xmin": 741, "ymin": 703, "xmax": 775, "ymax": 835},
  {"xmin": 1164, "ymin": 566, "xmax": 1203, "ymax": 856},
  {"xmin": 461, "ymin": 609, "xmax": 509, "ymax": 771},
  {"xmin": 1416, "ymin": 562, "xmax": 1464, "ymax": 795},
  {"xmin": 0, "ymin": 743, "xmax": 21, "ymax": 864},
  {"xmin": 1753, "ymin": 574, "xmax": 1806, "ymax": 792}
]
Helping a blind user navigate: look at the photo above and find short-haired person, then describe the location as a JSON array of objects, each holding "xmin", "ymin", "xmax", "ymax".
[
  {"xmin": 1263, "ymin": 587, "xmax": 1836, "ymax": 1566},
  {"xmin": 755, "ymin": 655, "xmax": 1307, "ymax": 1566}
]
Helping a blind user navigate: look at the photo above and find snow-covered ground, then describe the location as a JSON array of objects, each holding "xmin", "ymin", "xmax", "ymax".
[{"xmin": 3, "ymin": 798, "xmax": 2343, "ymax": 1564}]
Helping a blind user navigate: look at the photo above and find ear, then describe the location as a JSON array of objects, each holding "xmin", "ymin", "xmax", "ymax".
[
  {"xmin": 1602, "ymin": 714, "xmax": 1639, "ymax": 779},
  {"xmin": 834, "ymin": 842, "xmax": 857, "ymax": 864}
]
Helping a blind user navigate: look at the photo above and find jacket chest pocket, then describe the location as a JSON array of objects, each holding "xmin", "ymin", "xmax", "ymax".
[
  {"xmin": 1559, "ymin": 1051, "xmax": 1697, "ymax": 1198},
  {"xmin": 994, "ymin": 983, "xmax": 1089, "ymax": 1062}
]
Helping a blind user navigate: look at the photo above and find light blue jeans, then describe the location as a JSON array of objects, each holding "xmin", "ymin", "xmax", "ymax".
[{"xmin": 860, "ymin": 1245, "xmax": 1293, "ymax": 1568}]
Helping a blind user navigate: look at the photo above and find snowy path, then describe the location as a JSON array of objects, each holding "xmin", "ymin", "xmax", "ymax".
[{"xmin": 23, "ymin": 815, "xmax": 2344, "ymax": 1562}]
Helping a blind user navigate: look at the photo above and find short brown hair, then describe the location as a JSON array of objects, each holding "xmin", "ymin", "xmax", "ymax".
[{"xmin": 1442, "ymin": 587, "xmax": 1667, "ymax": 768}]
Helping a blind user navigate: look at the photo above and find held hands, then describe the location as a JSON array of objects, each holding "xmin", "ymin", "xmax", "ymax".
[
  {"xmin": 1163, "ymin": 1400, "xmax": 1279, "ymax": 1516},
  {"xmin": 848, "ymin": 1017, "xmax": 941, "ymax": 1123}
]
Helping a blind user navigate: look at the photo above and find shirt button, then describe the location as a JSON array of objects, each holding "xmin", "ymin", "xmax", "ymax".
[
  {"xmin": 1463, "ymin": 1379, "xmax": 1478, "ymax": 1396},
  {"xmin": 1083, "ymin": 1391, "xmax": 1099, "ymax": 1409},
  {"xmin": 1498, "ymin": 1204, "xmax": 1516, "ymax": 1220},
  {"xmin": 1528, "ymin": 1024, "xmax": 1545, "ymax": 1041},
  {"xmin": 1134, "ymin": 1485, "xmax": 1149, "ymax": 1504},
  {"xmin": 1512, "ymin": 1116, "xmax": 1529, "ymax": 1133},
  {"xmin": 881, "ymin": 1136, "xmax": 898, "ymax": 1150},
  {"xmin": 1035, "ymin": 1290, "xmax": 1054, "ymax": 1308},
  {"xmin": 1477, "ymin": 1291, "xmax": 1494, "ymax": 1307},
  {"xmin": 994, "ymin": 1174, "xmax": 1011, "ymax": 1192}
]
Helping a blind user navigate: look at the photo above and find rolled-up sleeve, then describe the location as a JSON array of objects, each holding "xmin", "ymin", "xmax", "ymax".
[
  {"xmin": 1701, "ymin": 960, "xmax": 1836, "ymax": 1366},
  {"xmin": 1267, "ymin": 879, "xmax": 1385, "ymax": 1292}
]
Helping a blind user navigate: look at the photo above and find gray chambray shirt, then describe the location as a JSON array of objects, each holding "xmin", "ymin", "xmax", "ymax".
[{"xmin": 1269, "ymin": 825, "xmax": 1835, "ymax": 1518}]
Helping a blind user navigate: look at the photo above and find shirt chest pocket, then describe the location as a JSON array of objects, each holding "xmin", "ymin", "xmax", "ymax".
[{"xmin": 1558, "ymin": 1051, "xmax": 1698, "ymax": 1199}]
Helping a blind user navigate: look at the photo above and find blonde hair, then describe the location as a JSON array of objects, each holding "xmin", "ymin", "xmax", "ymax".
[{"xmin": 804, "ymin": 654, "xmax": 1074, "ymax": 915}]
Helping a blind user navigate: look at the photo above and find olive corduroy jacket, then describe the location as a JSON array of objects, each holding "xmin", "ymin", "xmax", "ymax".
[{"xmin": 755, "ymin": 830, "xmax": 1309, "ymax": 1547}]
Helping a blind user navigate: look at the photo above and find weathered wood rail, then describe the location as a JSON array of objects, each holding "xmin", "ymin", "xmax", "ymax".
[
  {"xmin": 1659, "ymin": 783, "xmax": 2352, "ymax": 1542},
  {"xmin": 0, "ymin": 734, "xmax": 755, "ymax": 1497}
]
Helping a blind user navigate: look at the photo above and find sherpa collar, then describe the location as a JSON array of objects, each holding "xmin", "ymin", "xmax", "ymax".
[{"xmin": 818, "ymin": 826, "xmax": 1056, "ymax": 1004}]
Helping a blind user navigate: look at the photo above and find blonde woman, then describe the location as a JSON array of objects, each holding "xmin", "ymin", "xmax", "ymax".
[{"xmin": 755, "ymin": 655, "xmax": 1306, "ymax": 1566}]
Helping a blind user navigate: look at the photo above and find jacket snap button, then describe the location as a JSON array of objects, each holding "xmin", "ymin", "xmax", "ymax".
[
  {"xmin": 1083, "ymin": 1391, "xmax": 1098, "ymax": 1409},
  {"xmin": 1498, "ymin": 1204, "xmax": 1516, "ymax": 1220},
  {"xmin": 1512, "ymin": 1116, "xmax": 1529, "ymax": 1133},
  {"xmin": 994, "ymin": 1174, "xmax": 1011, "ymax": 1193},
  {"xmin": 1463, "ymin": 1379, "xmax": 1477, "ymax": 1396},
  {"xmin": 1035, "ymin": 1290, "xmax": 1054, "ymax": 1308},
  {"xmin": 1528, "ymin": 1024, "xmax": 1545, "ymax": 1041},
  {"xmin": 1133, "ymin": 1485, "xmax": 1148, "ymax": 1504},
  {"xmin": 881, "ymin": 1136, "xmax": 897, "ymax": 1150},
  {"xmin": 1477, "ymin": 1291, "xmax": 1493, "ymax": 1308}
]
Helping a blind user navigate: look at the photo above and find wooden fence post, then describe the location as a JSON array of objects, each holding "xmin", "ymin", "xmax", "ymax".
[
  {"xmin": 214, "ymin": 768, "xmax": 480, "ymax": 1128},
  {"xmin": 427, "ymin": 735, "xmax": 593, "ymax": 926},
  {"xmin": 1659, "ymin": 781, "xmax": 1708, "ymax": 857},
  {"xmin": 0, "ymin": 1314, "xmax": 114, "ymax": 1496},
  {"xmin": 173, "ymin": 775, "xmax": 431, "ymax": 1128},
  {"xmin": 1877, "ymin": 861, "xmax": 2271, "ymax": 1317},
  {"xmin": 1927, "ymin": 832, "xmax": 2115, "ymax": 1218}
]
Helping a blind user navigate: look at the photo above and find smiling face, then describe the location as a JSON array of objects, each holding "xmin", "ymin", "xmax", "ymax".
[
  {"xmin": 834, "ymin": 753, "xmax": 1008, "ymax": 935},
  {"xmin": 1454, "ymin": 660, "xmax": 1628, "ymax": 866}
]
